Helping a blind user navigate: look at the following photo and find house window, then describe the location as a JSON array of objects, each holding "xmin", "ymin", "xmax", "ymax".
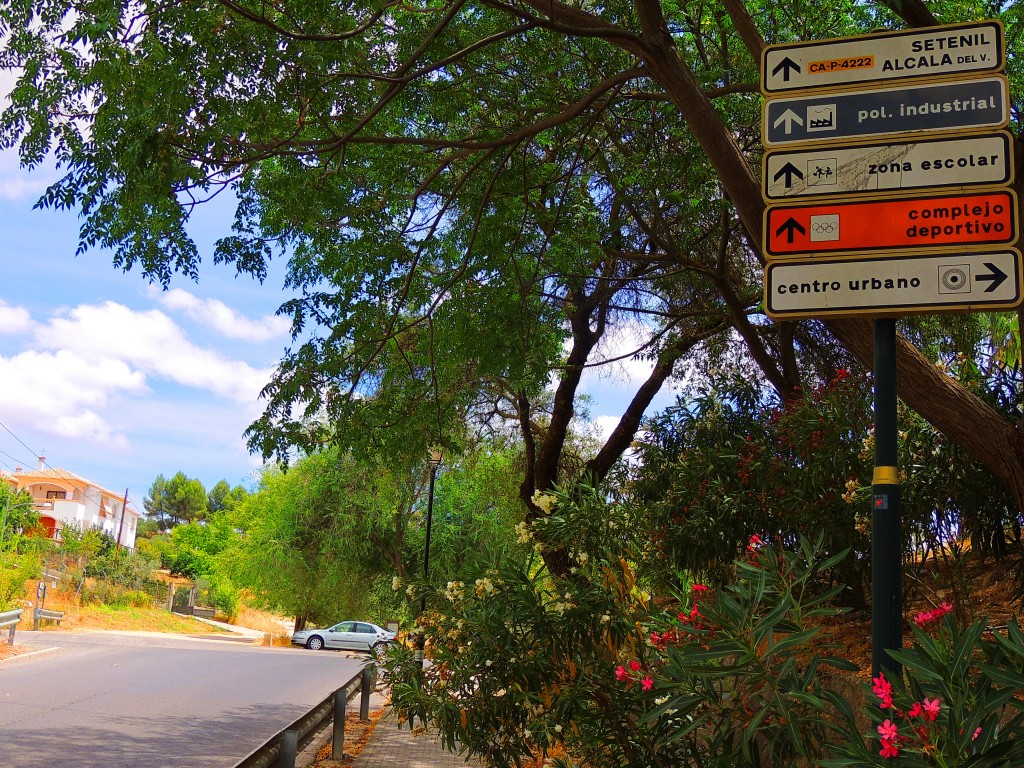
[{"xmin": 45, "ymin": 491, "xmax": 66, "ymax": 500}]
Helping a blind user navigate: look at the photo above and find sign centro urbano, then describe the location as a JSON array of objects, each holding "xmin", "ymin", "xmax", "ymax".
[
  {"xmin": 762, "ymin": 20, "xmax": 1004, "ymax": 94},
  {"xmin": 764, "ymin": 250, "xmax": 1022, "ymax": 320},
  {"xmin": 764, "ymin": 189, "xmax": 1018, "ymax": 259},
  {"xmin": 762, "ymin": 76, "xmax": 1008, "ymax": 147},
  {"xmin": 762, "ymin": 132, "xmax": 1013, "ymax": 201}
]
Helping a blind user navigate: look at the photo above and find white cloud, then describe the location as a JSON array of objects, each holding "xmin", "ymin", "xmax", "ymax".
[
  {"xmin": 593, "ymin": 415, "xmax": 621, "ymax": 443},
  {"xmin": 153, "ymin": 287, "xmax": 290, "ymax": 343},
  {"xmin": 0, "ymin": 149, "xmax": 54, "ymax": 201},
  {"xmin": 33, "ymin": 301, "xmax": 274, "ymax": 403},
  {"xmin": 0, "ymin": 301, "xmax": 32, "ymax": 334},
  {"xmin": 578, "ymin": 322, "xmax": 657, "ymax": 393},
  {"xmin": 0, "ymin": 349, "xmax": 146, "ymax": 447}
]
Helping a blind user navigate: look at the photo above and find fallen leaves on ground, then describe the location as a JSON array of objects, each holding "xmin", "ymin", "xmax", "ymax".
[{"xmin": 310, "ymin": 709, "xmax": 385, "ymax": 767}]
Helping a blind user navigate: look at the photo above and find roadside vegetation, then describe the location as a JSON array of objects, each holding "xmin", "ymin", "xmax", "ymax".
[{"xmin": 4, "ymin": 0, "xmax": 1024, "ymax": 766}]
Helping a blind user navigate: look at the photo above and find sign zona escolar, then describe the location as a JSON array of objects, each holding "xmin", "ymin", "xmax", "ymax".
[
  {"xmin": 762, "ymin": 132, "xmax": 1012, "ymax": 201},
  {"xmin": 764, "ymin": 190, "xmax": 1017, "ymax": 259}
]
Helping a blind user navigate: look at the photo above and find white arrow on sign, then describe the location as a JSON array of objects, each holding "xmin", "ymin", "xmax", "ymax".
[
  {"xmin": 772, "ymin": 109, "xmax": 804, "ymax": 134},
  {"xmin": 764, "ymin": 250, "xmax": 1022, "ymax": 320},
  {"xmin": 762, "ymin": 132, "xmax": 1013, "ymax": 201},
  {"xmin": 761, "ymin": 20, "xmax": 1004, "ymax": 94}
]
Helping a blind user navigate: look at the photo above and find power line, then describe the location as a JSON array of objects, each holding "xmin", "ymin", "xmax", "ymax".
[{"xmin": 0, "ymin": 419, "xmax": 38, "ymax": 460}]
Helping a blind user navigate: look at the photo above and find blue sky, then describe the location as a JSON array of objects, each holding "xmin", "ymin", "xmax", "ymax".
[{"xmin": 0, "ymin": 148, "xmax": 670, "ymax": 515}]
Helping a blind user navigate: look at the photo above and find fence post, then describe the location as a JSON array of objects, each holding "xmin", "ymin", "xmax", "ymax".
[
  {"xmin": 7, "ymin": 624, "xmax": 14, "ymax": 645},
  {"xmin": 332, "ymin": 689, "xmax": 347, "ymax": 760},
  {"xmin": 166, "ymin": 583, "xmax": 175, "ymax": 611},
  {"xmin": 360, "ymin": 666, "xmax": 372, "ymax": 720},
  {"xmin": 277, "ymin": 730, "xmax": 298, "ymax": 768}
]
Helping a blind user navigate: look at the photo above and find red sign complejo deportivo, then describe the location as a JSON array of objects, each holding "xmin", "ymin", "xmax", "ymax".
[{"xmin": 764, "ymin": 190, "xmax": 1017, "ymax": 258}]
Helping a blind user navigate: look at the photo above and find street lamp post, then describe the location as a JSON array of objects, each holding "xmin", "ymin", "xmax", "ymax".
[{"xmin": 416, "ymin": 448, "xmax": 442, "ymax": 668}]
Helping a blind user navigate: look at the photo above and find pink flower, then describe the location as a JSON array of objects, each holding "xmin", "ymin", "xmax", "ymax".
[
  {"xmin": 922, "ymin": 698, "xmax": 941, "ymax": 722},
  {"xmin": 746, "ymin": 534, "xmax": 763, "ymax": 553},
  {"xmin": 614, "ymin": 665, "xmax": 629, "ymax": 682},
  {"xmin": 691, "ymin": 584, "xmax": 709, "ymax": 594},
  {"xmin": 880, "ymin": 738, "xmax": 899, "ymax": 759},
  {"xmin": 877, "ymin": 719, "xmax": 899, "ymax": 741},
  {"xmin": 973, "ymin": 727, "xmax": 982, "ymax": 741},
  {"xmin": 628, "ymin": 660, "xmax": 642, "ymax": 672},
  {"xmin": 915, "ymin": 602, "xmax": 954, "ymax": 629},
  {"xmin": 641, "ymin": 676, "xmax": 654, "ymax": 691},
  {"xmin": 872, "ymin": 673, "xmax": 894, "ymax": 709}
]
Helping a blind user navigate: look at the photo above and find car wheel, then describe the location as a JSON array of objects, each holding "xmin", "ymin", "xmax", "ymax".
[
  {"xmin": 372, "ymin": 642, "xmax": 388, "ymax": 661},
  {"xmin": 306, "ymin": 635, "xmax": 325, "ymax": 651}
]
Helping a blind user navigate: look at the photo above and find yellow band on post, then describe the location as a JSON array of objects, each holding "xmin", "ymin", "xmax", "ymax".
[{"xmin": 873, "ymin": 466, "xmax": 900, "ymax": 485}]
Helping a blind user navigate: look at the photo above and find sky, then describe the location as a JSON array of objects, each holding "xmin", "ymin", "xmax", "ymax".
[{"xmin": 0, "ymin": 148, "xmax": 673, "ymax": 515}]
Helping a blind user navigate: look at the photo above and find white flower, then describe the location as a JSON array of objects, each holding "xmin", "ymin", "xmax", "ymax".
[
  {"xmin": 515, "ymin": 521, "xmax": 533, "ymax": 545},
  {"xmin": 475, "ymin": 577, "xmax": 496, "ymax": 597},
  {"xmin": 600, "ymin": 614, "xmax": 610, "ymax": 623},
  {"xmin": 485, "ymin": 660, "xmax": 493, "ymax": 667},
  {"xmin": 531, "ymin": 491, "xmax": 557, "ymax": 513},
  {"xmin": 495, "ymin": 688, "xmax": 506, "ymax": 697},
  {"xmin": 392, "ymin": 576, "xmax": 402, "ymax": 591},
  {"xmin": 577, "ymin": 552, "xmax": 589, "ymax": 565},
  {"xmin": 443, "ymin": 581, "xmax": 466, "ymax": 601},
  {"xmin": 655, "ymin": 696, "xmax": 669, "ymax": 705},
  {"xmin": 406, "ymin": 584, "xmax": 416, "ymax": 597},
  {"xmin": 554, "ymin": 724, "xmax": 563, "ymax": 733}
]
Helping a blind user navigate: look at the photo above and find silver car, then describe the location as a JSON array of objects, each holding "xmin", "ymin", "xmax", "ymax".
[{"xmin": 291, "ymin": 620, "xmax": 396, "ymax": 656}]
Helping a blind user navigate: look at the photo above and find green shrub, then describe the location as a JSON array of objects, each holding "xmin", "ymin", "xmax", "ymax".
[
  {"xmin": 825, "ymin": 610, "xmax": 1024, "ymax": 766},
  {"xmin": 208, "ymin": 576, "xmax": 240, "ymax": 621},
  {"xmin": 387, "ymin": 483, "xmax": 856, "ymax": 768},
  {"xmin": 81, "ymin": 581, "xmax": 153, "ymax": 608},
  {"xmin": 167, "ymin": 548, "xmax": 214, "ymax": 579},
  {"xmin": 0, "ymin": 552, "xmax": 40, "ymax": 610}
]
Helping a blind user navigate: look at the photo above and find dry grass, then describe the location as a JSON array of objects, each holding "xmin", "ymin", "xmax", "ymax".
[
  {"xmin": 234, "ymin": 605, "xmax": 294, "ymax": 646},
  {"xmin": 14, "ymin": 586, "xmax": 228, "ymax": 635}
]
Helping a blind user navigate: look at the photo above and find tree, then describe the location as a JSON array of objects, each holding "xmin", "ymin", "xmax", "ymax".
[
  {"xmin": 144, "ymin": 472, "xmax": 207, "ymax": 528},
  {"xmin": 207, "ymin": 480, "xmax": 249, "ymax": 515},
  {"xmin": 143, "ymin": 475, "xmax": 169, "ymax": 530},
  {"xmin": 0, "ymin": 485, "xmax": 36, "ymax": 548},
  {"xmin": 3, "ymin": 0, "xmax": 1023, "ymax": 549}
]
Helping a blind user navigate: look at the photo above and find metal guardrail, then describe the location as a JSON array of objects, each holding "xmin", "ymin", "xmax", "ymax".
[
  {"xmin": 0, "ymin": 608, "xmax": 22, "ymax": 645},
  {"xmin": 33, "ymin": 608, "xmax": 64, "ymax": 630},
  {"xmin": 233, "ymin": 663, "xmax": 376, "ymax": 768}
]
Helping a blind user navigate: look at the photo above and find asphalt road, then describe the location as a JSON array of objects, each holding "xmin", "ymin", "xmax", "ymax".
[{"xmin": 0, "ymin": 629, "xmax": 367, "ymax": 768}]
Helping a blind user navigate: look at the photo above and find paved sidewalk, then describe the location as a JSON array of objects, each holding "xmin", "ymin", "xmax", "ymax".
[
  {"xmin": 190, "ymin": 615, "xmax": 269, "ymax": 640},
  {"xmin": 352, "ymin": 712, "xmax": 481, "ymax": 768}
]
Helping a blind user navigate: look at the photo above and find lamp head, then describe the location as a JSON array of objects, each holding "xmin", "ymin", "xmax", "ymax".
[{"xmin": 427, "ymin": 447, "xmax": 443, "ymax": 468}]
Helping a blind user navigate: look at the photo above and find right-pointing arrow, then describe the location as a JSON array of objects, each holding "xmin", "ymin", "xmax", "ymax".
[{"xmin": 976, "ymin": 262, "xmax": 1008, "ymax": 293}]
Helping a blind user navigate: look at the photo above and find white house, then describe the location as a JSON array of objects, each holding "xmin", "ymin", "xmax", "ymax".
[{"xmin": 2, "ymin": 457, "xmax": 141, "ymax": 550}]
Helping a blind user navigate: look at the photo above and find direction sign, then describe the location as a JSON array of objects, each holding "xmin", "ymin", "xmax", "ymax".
[
  {"xmin": 764, "ymin": 190, "xmax": 1018, "ymax": 259},
  {"xmin": 765, "ymin": 250, "xmax": 1022, "ymax": 319},
  {"xmin": 763, "ymin": 76, "xmax": 1008, "ymax": 146},
  {"xmin": 762, "ymin": 20, "xmax": 1004, "ymax": 94},
  {"xmin": 763, "ymin": 132, "xmax": 1013, "ymax": 200}
]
